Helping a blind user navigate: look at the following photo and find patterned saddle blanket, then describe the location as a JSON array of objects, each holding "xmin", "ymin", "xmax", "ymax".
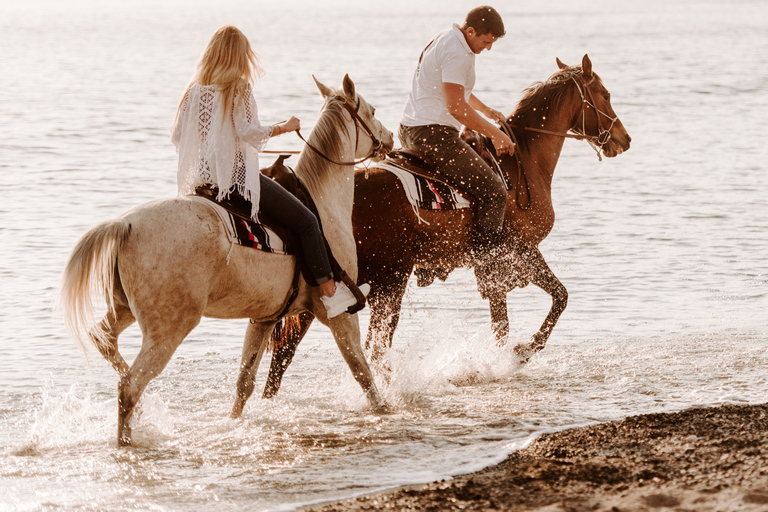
[
  {"xmin": 367, "ymin": 148, "xmax": 510, "ymax": 211},
  {"xmin": 189, "ymin": 189, "xmax": 291, "ymax": 255},
  {"xmin": 369, "ymin": 160, "xmax": 472, "ymax": 211}
]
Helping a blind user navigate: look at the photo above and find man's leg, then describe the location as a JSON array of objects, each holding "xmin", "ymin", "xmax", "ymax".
[
  {"xmin": 399, "ymin": 124, "xmax": 509, "ymax": 298},
  {"xmin": 399, "ymin": 124, "xmax": 506, "ymax": 246}
]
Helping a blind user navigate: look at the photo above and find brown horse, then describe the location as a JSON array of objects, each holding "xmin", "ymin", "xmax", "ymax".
[{"xmin": 263, "ymin": 55, "xmax": 630, "ymax": 398}]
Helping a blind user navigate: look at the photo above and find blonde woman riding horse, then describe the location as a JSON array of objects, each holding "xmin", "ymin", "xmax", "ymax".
[{"xmin": 60, "ymin": 32, "xmax": 393, "ymax": 444}]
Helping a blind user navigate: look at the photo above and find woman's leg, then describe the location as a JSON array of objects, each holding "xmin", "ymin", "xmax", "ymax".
[{"xmin": 258, "ymin": 174, "xmax": 333, "ymax": 286}]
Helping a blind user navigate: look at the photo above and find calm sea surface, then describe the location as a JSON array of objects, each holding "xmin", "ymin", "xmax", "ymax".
[{"xmin": 1, "ymin": 0, "xmax": 767, "ymax": 510}]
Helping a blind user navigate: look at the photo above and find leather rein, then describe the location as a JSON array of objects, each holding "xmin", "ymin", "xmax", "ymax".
[{"xmin": 295, "ymin": 96, "xmax": 386, "ymax": 166}]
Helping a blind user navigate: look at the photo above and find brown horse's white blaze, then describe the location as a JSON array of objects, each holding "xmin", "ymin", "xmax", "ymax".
[
  {"xmin": 59, "ymin": 75, "xmax": 394, "ymax": 446},
  {"xmin": 261, "ymin": 55, "xmax": 630, "ymax": 397}
]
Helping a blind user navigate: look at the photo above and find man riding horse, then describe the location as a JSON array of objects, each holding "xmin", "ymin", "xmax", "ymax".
[{"xmin": 398, "ymin": 5, "xmax": 515, "ymax": 295}]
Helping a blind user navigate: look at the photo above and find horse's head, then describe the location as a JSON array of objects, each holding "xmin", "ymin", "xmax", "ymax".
[
  {"xmin": 313, "ymin": 75, "xmax": 394, "ymax": 161},
  {"xmin": 556, "ymin": 54, "xmax": 631, "ymax": 158},
  {"xmin": 260, "ymin": 154, "xmax": 298, "ymax": 195}
]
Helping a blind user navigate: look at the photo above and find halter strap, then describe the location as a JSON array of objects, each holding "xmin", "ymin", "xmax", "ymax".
[{"xmin": 569, "ymin": 73, "xmax": 619, "ymax": 161}]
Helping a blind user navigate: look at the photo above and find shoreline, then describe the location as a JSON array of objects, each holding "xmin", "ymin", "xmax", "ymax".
[{"xmin": 302, "ymin": 402, "xmax": 768, "ymax": 511}]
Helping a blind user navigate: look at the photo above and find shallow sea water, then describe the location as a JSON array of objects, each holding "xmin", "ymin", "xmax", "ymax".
[{"xmin": 1, "ymin": 0, "xmax": 767, "ymax": 510}]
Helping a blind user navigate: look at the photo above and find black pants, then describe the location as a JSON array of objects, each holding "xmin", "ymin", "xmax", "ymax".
[
  {"xmin": 399, "ymin": 124, "xmax": 507, "ymax": 246},
  {"xmin": 258, "ymin": 174, "xmax": 332, "ymax": 284}
]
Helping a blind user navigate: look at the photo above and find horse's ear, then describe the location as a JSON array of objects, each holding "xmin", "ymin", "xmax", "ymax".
[
  {"xmin": 313, "ymin": 75, "xmax": 334, "ymax": 98},
  {"xmin": 556, "ymin": 57, "xmax": 568, "ymax": 70},
  {"xmin": 342, "ymin": 74, "xmax": 356, "ymax": 101},
  {"xmin": 581, "ymin": 54, "xmax": 593, "ymax": 78}
]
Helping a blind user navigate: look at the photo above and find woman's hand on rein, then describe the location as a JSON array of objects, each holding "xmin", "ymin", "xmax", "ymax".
[{"xmin": 283, "ymin": 116, "xmax": 301, "ymax": 133}]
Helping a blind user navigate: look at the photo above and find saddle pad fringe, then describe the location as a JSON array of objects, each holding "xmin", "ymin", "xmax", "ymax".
[{"xmin": 369, "ymin": 161, "xmax": 471, "ymax": 211}]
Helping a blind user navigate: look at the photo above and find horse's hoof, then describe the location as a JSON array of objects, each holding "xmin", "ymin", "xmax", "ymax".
[
  {"xmin": 230, "ymin": 401, "xmax": 246, "ymax": 419},
  {"xmin": 371, "ymin": 400, "xmax": 392, "ymax": 414},
  {"xmin": 513, "ymin": 343, "xmax": 534, "ymax": 364}
]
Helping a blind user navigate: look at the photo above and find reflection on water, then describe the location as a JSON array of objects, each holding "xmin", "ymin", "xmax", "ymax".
[{"xmin": 1, "ymin": 0, "xmax": 767, "ymax": 510}]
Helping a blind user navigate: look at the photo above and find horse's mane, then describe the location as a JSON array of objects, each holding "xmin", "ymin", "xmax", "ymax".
[
  {"xmin": 508, "ymin": 65, "xmax": 584, "ymax": 149},
  {"xmin": 294, "ymin": 91, "xmax": 352, "ymax": 192}
]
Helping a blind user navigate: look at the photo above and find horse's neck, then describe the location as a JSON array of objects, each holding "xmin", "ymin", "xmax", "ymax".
[
  {"xmin": 514, "ymin": 87, "xmax": 579, "ymax": 184},
  {"xmin": 311, "ymin": 162, "xmax": 355, "ymax": 236},
  {"xmin": 296, "ymin": 128, "xmax": 357, "ymax": 222},
  {"xmin": 294, "ymin": 125, "xmax": 358, "ymax": 272}
]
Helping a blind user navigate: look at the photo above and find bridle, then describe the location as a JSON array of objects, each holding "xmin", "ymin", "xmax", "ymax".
[
  {"xmin": 494, "ymin": 70, "xmax": 620, "ymax": 210},
  {"xmin": 295, "ymin": 95, "xmax": 387, "ymax": 166},
  {"xmin": 500, "ymin": 71, "xmax": 620, "ymax": 162},
  {"xmin": 568, "ymin": 72, "xmax": 620, "ymax": 161}
]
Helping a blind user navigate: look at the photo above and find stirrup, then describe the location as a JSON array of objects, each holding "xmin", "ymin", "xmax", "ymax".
[{"xmin": 321, "ymin": 282, "xmax": 371, "ymax": 318}]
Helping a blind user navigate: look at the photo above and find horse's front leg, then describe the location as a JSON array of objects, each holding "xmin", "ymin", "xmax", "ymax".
[
  {"xmin": 263, "ymin": 312, "xmax": 315, "ymax": 399},
  {"xmin": 327, "ymin": 314, "xmax": 388, "ymax": 412},
  {"xmin": 231, "ymin": 320, "xmax": 277, "ymax": 419},
  {"xmin": 514, "ymin": 245, "xmax": 568, "ymax": 362}
]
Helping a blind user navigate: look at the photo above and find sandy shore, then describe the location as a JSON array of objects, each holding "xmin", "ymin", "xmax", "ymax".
[{"xmin": 302, "ymin": 403, "xmax": 768, "ymax": 511}]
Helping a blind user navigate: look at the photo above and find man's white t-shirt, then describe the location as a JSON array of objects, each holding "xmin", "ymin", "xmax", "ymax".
[{"xmin": 400, "ymin": 24, "xmax": 476, "ymax": 130}]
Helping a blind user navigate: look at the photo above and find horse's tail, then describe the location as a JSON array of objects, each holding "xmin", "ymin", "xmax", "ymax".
[
  {"xmin": 269, "ymin": 314, "xmax": 304, "ymax": 352},
  {"xmin": 58, "ymin": 219, "xmax": 132, "ymax": 359}
]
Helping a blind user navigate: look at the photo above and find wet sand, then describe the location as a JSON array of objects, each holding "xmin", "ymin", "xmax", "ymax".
[{"xmin": 302, "ymin": 403, "xmax": 768, "ymax": 511}]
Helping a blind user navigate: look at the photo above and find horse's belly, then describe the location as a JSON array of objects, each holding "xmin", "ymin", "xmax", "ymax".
[
  {"xmin": 119, "ymin": 199, "xmax": 300, "ymax": 322},
  {"xmin": 410, "ymin": 209, "xmax": 473, "ymax": 266},
  {"xmin": 204, "ymin": 247, "xmax": 298, "ymax": 319}
]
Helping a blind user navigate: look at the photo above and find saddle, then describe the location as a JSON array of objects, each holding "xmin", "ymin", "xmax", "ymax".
[
  {"xmin": 373, "ymin": 132, "xmax": 519, "ymax": 294},
  {"xmin": 261, "ymin": 154, "xmax": 298, "ymax": 195},
  {"xmin": 374, "ymin": 131, "xmax": 514, "ymax": 212},
  {"xmin": 194, "ymin": 155, "xmax": 367, "ymax": 314},
  {"xmin": 194, "ymin": 183, "xmax": 299, "ymax": 255},
  {"xmin": 384, "ymin": 149, "xmax": 441, "ymax": 182}
]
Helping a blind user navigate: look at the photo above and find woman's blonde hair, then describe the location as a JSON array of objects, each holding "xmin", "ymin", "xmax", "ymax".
[{"xmin": 176, "ymin": 25, "xmax": 265, "ymax": 125}]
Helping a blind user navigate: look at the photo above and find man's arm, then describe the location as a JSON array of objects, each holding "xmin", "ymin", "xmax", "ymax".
[
  {"xmin": 443, "ymin": 82, "xmax": 514, "ymax": 155},
  {"xmin": 468, "ymin": 94, "xmax": 506, "ymax": 124}
]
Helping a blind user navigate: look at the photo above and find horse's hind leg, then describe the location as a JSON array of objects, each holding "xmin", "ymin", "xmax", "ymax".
[
  {"xmin": 231, "ymin": 320, "xmax": 277, "ymax": 419},
  {"xmin": 514, "ymin": 245, "xmax": 568, "ymax": 361},
  {"xmin": 118, "ymin": 316, "xmax": 199, "ymax": 446},
  {"xmin": 263, "ymin": 312, "xmax": 315, "ymax": 399},
  {"xmin": 365, "ymin": 268, "xmax": 411, "ymax": 365},
  {"xmin": 92, "ymin": 303, "xmax": 135, "ymax": 376},
  {"xmin": 488, "ymin": 293, "xmax": 510, "ymax": 346}
]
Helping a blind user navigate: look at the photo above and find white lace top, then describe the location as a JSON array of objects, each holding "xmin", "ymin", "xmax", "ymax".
[{"xmin": 172, "ymin": 82, "xmax": 273, "ymax": 219}]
